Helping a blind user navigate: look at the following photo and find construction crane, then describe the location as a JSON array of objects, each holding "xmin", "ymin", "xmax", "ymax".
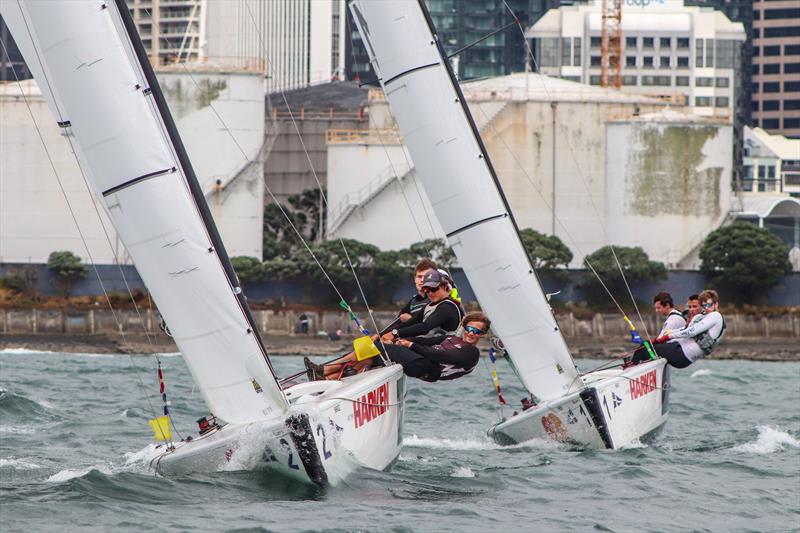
[{"xmin": 600, "ymin": 0, "xmax": 622, "ymax": 89}]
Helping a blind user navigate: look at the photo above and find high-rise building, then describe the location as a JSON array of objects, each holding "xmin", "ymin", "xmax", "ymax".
[
  {"xmin": 127, "ymin": 0, "xmax": 204, "ymax": 66},
  {"xmin": 0, "ymin": 15, "xmax": 32, "ymax": 81},
  {"xmin": 751, "ymin": 0, "xmax": 800, "ymax": 138},
  {"xmin": 345, "ymin": 0, "xmax": 531, "ymax": 82},
  {"xmin": 526, "ymin": 0, "xmax": 746, "ymax": 119}
]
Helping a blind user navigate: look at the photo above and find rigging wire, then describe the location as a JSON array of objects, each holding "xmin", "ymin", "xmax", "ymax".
[{"xmin": 0, "ymin": 37, "xmax": 171, "ymax": 432}]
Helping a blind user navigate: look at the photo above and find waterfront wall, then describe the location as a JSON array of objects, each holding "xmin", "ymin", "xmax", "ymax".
[{"xmin": 1, "ymin": 308, "xmax": 797, "ymax": 339}]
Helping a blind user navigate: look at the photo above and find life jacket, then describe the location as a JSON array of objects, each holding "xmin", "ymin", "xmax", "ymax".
[
  {"xmin": 420, "ymin": 297, "xmax": 465, "ymax": 337},
  {"xmin": 693, "ymin": 315, "xmax": 726, "ymax": 355},
  {"xmin": 432, "ymin": 336, "xmax": 478, "ymax": 381}
]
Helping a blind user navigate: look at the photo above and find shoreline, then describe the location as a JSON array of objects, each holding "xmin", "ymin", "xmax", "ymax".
[{"xmin": 1, "ymin": 333, "xmax": 798, "ymax": 361}]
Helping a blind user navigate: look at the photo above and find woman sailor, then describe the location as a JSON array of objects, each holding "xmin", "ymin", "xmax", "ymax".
[{"xmin": 631, "ymin": 289, "xmax": 725, "ymax": 368}]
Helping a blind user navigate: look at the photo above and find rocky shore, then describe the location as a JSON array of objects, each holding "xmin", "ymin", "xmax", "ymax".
[{"xmin": 1, "ymin": 333, "xmax": 798, "ymax": 361}]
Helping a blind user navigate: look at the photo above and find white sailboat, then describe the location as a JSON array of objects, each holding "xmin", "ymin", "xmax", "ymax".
[
  {"xmin": 349, "ymin": 0, "xmax": 669, "ymax": 449},
  {"xmin": 2, "ymin": 0, "xmax": 405, "ymax": 486}
]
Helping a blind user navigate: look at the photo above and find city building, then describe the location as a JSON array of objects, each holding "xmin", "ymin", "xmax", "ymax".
[
  {"xmin": 751, "ymin": 0, "xmax": 800, "ymax": 137},
  {"xmin": 326, "ymin": 73, "xmax": 734, "ymax": 268},
  {"xmin": 742, "ymin": 126, "xmax": 800, "ymax": 195},
  {"xmin": 525, "ymin": 0, "xmax": 746, "ymax": 119},
  {"xmin": 345, "ymin": 0, "xmax": 532, "ymax": 82},
  {"xmin": 127, "ymin": 0, "xmax": 204, "ymax": 66}
]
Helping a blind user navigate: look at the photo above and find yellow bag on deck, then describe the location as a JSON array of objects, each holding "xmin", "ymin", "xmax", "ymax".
[
  {"xmin": 353, "ymin": 335, "xmax": 380, "ymax": 361},
  {"xmin": 148, "ymin": 415, "xmax": 172, "ymax": 442}
]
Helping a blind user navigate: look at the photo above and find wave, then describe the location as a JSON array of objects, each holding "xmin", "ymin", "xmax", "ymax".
[
  {"xmin": 733, "ymin": 425, "xmax": 800, "ymax": 454},
  {"xmin": 0, "ymin": 389, "xmax": 58, "ymax": 423},
  {"xmin": 691, "ymin": 369, "xmax": 712, "ymax": 378},
  {"xmin": 46, "ymin": 465, "xmax": 113, "ymax": 483},
  {"xmin": 403, "ymin": 434, "xmax": 561, "ymax": 451},
  {"xmin": 0, "ymin": 348, "xmax": 114, "ymax": 357},
  {"xmin": 0, "ymin": 457, "xmax": 41, "ymax": 470},
  {"xmin": 450, "ymin": 466, "xmax": 476, "ymax": 478}
]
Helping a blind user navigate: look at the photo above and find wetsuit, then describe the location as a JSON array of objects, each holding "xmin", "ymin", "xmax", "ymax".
[
  {"xmin": 398, "ymin": 292, "xmax": 429, "ymax": 323},
  {"xmin": 632, "ymin": 311, "xmax": 725, "ymax": 368},
  {"xmin": 378, "ymin": 334, "xmax": 479, "ymax": 382},
  {"xmin": 393, "ymin": 297, "xmax": 464, "ymax": 339}
]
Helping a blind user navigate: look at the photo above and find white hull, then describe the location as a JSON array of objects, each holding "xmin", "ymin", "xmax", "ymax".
[
  {"xmin": 152, "ymin": 366, "xmax": 406, "ymax": 486},
  {"xmin": 489, "ymin": 359, "xmax": 669, "ymax": 449}
]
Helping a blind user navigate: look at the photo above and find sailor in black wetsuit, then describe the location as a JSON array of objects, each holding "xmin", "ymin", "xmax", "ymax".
[
  {"xmin": 372, "ymin": 312, "xmax": 491, "ymax": 382},
  {"xmin": 395, "ymin": 258, "xmax": 437, "ymax": 326}
]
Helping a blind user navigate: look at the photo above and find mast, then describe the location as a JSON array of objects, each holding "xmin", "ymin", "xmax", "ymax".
[
  {"xmin": 349, "ymin": 0, "xmax": 582, "ymax": 400},
  {"xmin": 2, "ymin": 0, "xmax": 288, "ymax": 422}
]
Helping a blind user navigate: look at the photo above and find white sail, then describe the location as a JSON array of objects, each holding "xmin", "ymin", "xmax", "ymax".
[
  {"xmin": 349, "ymin": 0, "xmax": 580, "ymax": 400},
  {"xmin": 2, "ymin": 0, "xmax": 288, "ymax": 423}
]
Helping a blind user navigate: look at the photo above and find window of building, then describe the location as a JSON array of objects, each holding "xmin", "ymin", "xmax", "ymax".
[
  {"xmin": 538, "ymin": 38, "xmax": 560, "ymax": 67},
  {"xmin": 752, "ymin": 82, "xmax": 760, "ymax": 93},
  {"xmin": 785, "ymin": 81, "xmax": 800, "ymax": 91},
  {"xmin": 676, "ymin": 76, "xmax": 689, "ymax": 86},
  {"xmin": 643, "ymin": 56, "xmax": 653, "ymax": 68},
  {"xmin": 590, "ymin": 75, "xmax": 601, "ymax": 85},
  {"xmin": 785, "ymin": 100, "xmax": 800, "ymax": 110},
  {"xmin": 641, "ymin": 75, "xmax": 655, "ymax": 86},
  {"xmin": 753, "ymin": 46, "xmax": 760, "ymax": 56},
  {"xmin": 626, "ymin": 36, "xmax": 637, "ymax": 49},
  {"xmin": 762, "ymin": 118, "xmax": 780, "ymax": 129},
  {"xmin": 677, "ymin": 37, "xmax": 689, "ymax": 49},
  {"xmin": 763, "ymin": 100, "xmax": 780, "ymax": 111},
  {"xmin": 696, "ymin": 38, "xmax": 704, "ymax": 68},
  {"xmin": 766, "ymin": 8, "xmax": 800, "ymax": 19},
  {"xmin": 715, "ymin": 40, "xmax": 736, "ymax": 68},
  {"xmin": 591, "ymin": 55, "xmax": 602, "ymax": 66},
  {"xmin": 752, "ymin": 100, "xmax": 759, "ymax": 111},
  {"xmin": 767, "ymin": 165, "xmax": 776, "ymax": 179},
  {"xmin": 763, "ymin": 45, "xmax": 781, "ymax": 56},
  {"xmin": 715, "ymin": 96, "xmax": 730, "ymax": 107},
  {"xmin": 715, "ymin": 77, "xmax": 730, "ymax": 88},
  {"xmin": 786, "ymin": 63, "xmax": 800, "ymax": 74},
  {"xmin": 562, "ymin": 76, "xmax": 581, "ymax": 82},
  {"xmin": 656, "ymin": 76, "xmax": 671, "ymax": 86},
  {"xmin": 626, "ymin": 56, "xmax": 637, "ymax": 67},
  {"xmin": 753, "ymin": 28, "xmax": 760, "ymax": 38},
  {"xmin": 785, "ymin": 118, "xmax": 800, "ymax": 129},
  {"xmin": 695, "ymin": 96, "xmax": 712, "ymax": 107},
  {"xmin": 660, "ymin": 37, "xmax": 672, "ymax": 49},
  {"xmin": 677, "ymin": 56, "xmax": 689, "ymax": 68},
  {"xmin": 764, "ymin": 82, "xmax": 780, "ymax": 92},
  {"xmin": 660, "ymin": 56, "xmax": 671, "ymax": 68},
  {"xmin": 764, "ymin": 26, "xmax": 800, "ymax": 38},
  {"xmin": 696, "ymin": 77, "xmax": 714, "ymax": 87},
  {"xmin": 786, "ymin": 45, "xmax": 800, "ymax": 55},
  {"xmin": 562, "ymin": 38, "xmax": 572, "ymax": 67},
  {"xmin": 752, "ymin": 64, "xmax": 760, "ymax": 75},
  {"xmin": 706, "ymin": 39, "xmax": 714, "ymax": 67},
  {"xmin": 643, "ymin": 37, "xmax": 654, "ymax": 49},
  {"xmin": 758, "ymin": 164, "xmax": 767, "ymax": 178},
  {"xmin": 622, "ymin": 75, "xmax": 638, "ymax": 86},
  {"xmin": 591, "ymin": 36, "xmax": 601, "ymax": 48},
  {"xmin": 763, "ymin": 63, "xmax": 780, "ymax": 74},
  {"xmin": 574, "ymin": 38, "xmax": 582, "ymax": 66}
]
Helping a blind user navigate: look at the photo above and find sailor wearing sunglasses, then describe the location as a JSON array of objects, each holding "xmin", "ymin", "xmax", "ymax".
[{"xmin": 631, "ymin": 289, "xmax": 725, "ymax": 368}]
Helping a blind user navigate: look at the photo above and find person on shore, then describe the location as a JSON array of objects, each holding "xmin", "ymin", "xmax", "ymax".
[
  {"xmin": 653, "ymin": 291, "xmax": 686, "ymax": 337},
  {"xmin": 683, "ymin": 294, "xmax": 701, "ymax": 322},
  {"xmin": 309, "ymin": 312, "xmax": 490, "ymax": 382},
  {"xmin": 631, "ymin": 289, "xmax": 725, "ymax": 368}
]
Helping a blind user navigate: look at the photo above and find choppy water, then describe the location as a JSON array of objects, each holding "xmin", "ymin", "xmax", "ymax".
[{"xmin": 1, "ymin": 348, "xmax": 798, "ymax": 532}]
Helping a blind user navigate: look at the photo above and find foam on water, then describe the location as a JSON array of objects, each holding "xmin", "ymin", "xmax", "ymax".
[
  {"xmin": 123, "ymin": 443, "xmax": 164, "ymax": 468},
  {"xmin": 0, "ymin": 348, "xmax": 114, "ymax": 358},
  {"xmin": 450, "ymin": 466, "xmax": 475, "ymax": 478},
  {"xmin": 733, "ymin": 425, "xmax": 800, "ymax": 454},
  {"xmin": 404, "ymin": 434, "xmax": 561, "ymax": 451},
  {"xmin": 0, "ymin": 425, "xmax": 36, "ymax": 434},
  {"xmin": 0, "ymin": 457, "xmax": 41, "ymax": 470},
  {"xmin": 46, "ymin": 464, "xmax": 113, "ymax": 483},
  {"xmin": 691, "ymin": 369, "xmax": 712, "ymax": 378}
]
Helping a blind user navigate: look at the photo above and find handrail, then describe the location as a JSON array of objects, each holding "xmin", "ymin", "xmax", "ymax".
[
  {"xmin": 327, "ymin": 164, "xmax": 411, "ymax": 234},
  {"xmin": 326, "ymin": 128, "xmax": 404, "ymax": 145}
]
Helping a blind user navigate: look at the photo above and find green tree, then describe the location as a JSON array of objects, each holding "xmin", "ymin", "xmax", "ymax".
[
  {"xmin": 519, "ymin": 228, "xmax": 573, "ymax": 270},
  {"xmin": 700, "ymin": 221, "xmax": 791, "ymax": 304},
  {"xmin": 230, "ymin": 256, "xmax": 264, "ymax": 287},
  {"xmin": 47, "ymin": 251, "xmax": 88, "ymax": 297},
  {"xmin": 262, "ymin": 257, "xmax": 301, "ymax": 280},
  {"xmin": 288, "ymin": 188, "xmax": 325, "ymax": 242},
  {"xmin": 580, "ymin": 245, "xmax": 666, "ymax": 307},
  {"xmin": 402, "ymin": 238, "xmax": 456, "ymax": 270}
]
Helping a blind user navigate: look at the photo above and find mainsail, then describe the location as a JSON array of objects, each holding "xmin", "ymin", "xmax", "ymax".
[
  {"xmin": 2, "ymin": 0, "xmax": 287, "ymax": 423},
  {"xmin": 349, "ymin": 0, "xmax": 581, "ymax": 400}
]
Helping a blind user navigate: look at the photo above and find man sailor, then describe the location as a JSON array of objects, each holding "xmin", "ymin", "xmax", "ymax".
[
  {"xmin": 396, "ymin": 258, "xmax": 437, "ymax": 325},
  {"xmin": 683, "ymin": 294, "xmax": 701, "ymax": 322},
  {"xmin": 631, "ymin": 289, "xmax": 725, "ymax": 368},
  {"xmin": 653, "ymin": 291, "xmax": 686, "ymax": 337}
]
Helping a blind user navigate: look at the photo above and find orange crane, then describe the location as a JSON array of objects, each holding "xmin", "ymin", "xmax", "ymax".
[{"xmin": 601, "ymin": 0, "xmax": 622, "ymax": 89}]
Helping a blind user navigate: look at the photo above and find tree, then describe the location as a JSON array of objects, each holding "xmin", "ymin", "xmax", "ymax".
[
  {"xmin": 700, "ymin": 221, "xmax": 791, "ymax": 304},
  {"xmin": 262, "ymin": 257, "xmax": 301, "ymax": 280},
  {"xmin": 230, "ymin": 256, "xmax": 264, "ymax": 286},
  {"xmin": 288, "ymin": 188, "xmax": 325, "ymax": 242},
  {"xmin": 402, "ymin": 239, "xmax": 456, "ymax": 270},
  {"xmin": 47, "ymin": 251, "xmax": 88, "ymax": 297},
  {"xmin": 579, "ymin": 245, "xmax": 666, "ymax": 307},
  {"xmin": 519, "ymin": 228, "xmax": 573, "ymax": 270}
]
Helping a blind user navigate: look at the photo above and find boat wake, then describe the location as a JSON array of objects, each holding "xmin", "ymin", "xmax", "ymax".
[
  {"xmin": 0, "ymin": 457, "xmax": 42, "ymax": 470},
  {"xmin": 404, "ymin": 434, "xmax": 562, "ymax": 451},
  {"xmin": 733, "ymin": 425, "xmax": 800, "ymax": 454},
  {"xmin": 691, "ymin": 369, "xmax": 712, "ymax": 378}
]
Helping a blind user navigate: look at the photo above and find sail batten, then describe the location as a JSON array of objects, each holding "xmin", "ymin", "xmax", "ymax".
[
  {"xmin": 2, "ymin": 0, "xmax": 288, "ymax": 423},
  {"xmin": 350, "ymin": 0, "xmax": 582, "ymax": 400}
]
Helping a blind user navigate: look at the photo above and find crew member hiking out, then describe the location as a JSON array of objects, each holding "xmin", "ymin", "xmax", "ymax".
[
  {"xmin": 397, "ymin": 258, "xmax": 438, "ymax": 325},
  {"xmin": 630, "ymin": 289, "xmax": 725, "ymax": 368},
  {"xmin": 653, "ymin": 291, "xmax": 686, "ymax": 336}
]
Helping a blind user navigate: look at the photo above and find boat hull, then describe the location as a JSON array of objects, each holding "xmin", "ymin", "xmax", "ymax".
[
  {"xmin": 489, "ymin": 359, "xmax": 669, "ymax": 449},
  {"xmin": 152, "ymin": 365, "xmax": 407, "ymax": 486}
]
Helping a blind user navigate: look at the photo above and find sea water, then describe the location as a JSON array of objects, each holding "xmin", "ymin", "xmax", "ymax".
[{"xmin": 1, "ymin": 349, "xmax": 798, "ymax": 532}]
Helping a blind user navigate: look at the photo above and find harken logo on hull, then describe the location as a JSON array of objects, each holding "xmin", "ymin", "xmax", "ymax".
[
  {"xmin": 630, "ymin": 369, "xmax": 657, "ymax": 400},
  {"xmin": 353, "ymin": 382, "xmax": 389, "ymax": 429}
]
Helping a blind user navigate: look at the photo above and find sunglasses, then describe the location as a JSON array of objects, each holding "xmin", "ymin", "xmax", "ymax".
[
  {"xmin": 421, "ymin": 286, "xmax": 441, "ymax": 293},
  {"xmin": 701, "ymin": 302, "xmax": 714, "ymax": 309},
  {"xmin": 464, "ymin": 325, "xmax": 486, "ymax": 335}
]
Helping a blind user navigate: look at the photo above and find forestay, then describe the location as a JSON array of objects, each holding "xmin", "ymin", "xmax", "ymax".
[
  {"xmin": 349, "ymin": 0, "xmax": 581, "ymax": 400},
  {"xmin": 2, "ymin": 0, "xmax": 288, "ymax": 423}
]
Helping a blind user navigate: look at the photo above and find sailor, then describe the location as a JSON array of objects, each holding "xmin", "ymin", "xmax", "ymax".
[
  {"xmin": 631, "ymin": 289, "xmax": 725, "ymax": 368},
  {"xmin": 309, "ymin": 313, "xmax": 491, "ymax": 382},
  {"xmin": 396, "ymin": 258, "xmax": 437, "ymax": 325},
  {"xmin": 381, "ymin": 269, "xmax": 465, "ymax": 341},
  {"xmin": 682, "ymin": 294, "xmax": 701, "ymax": 322},
  {"xmin": 653, "ymin": 291, "xmax": 686, "ymax": 336}
]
